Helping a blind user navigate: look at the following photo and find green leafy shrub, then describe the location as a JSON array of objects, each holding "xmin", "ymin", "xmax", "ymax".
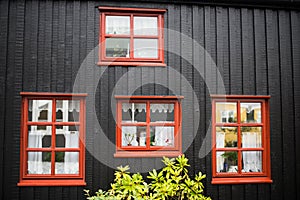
[{"xmin": 84, "ymin": 155, "xmax": 211, "ymax": 200}]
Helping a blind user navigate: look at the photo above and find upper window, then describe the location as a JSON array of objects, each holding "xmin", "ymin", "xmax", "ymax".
[
  {"xmin": 211, "ymin": 95, "xmax": 272, "ymax": 184},
  {"xmin": 18, "ymin": 92, "xmax": 87, "ymax": 186},
  {"xmin": 114, "ymin": 96, "xmax": 183, "ymax": 157},
  {"xmin": 98, "ymin": 7, "xmax": 166, "ymax": 66}
]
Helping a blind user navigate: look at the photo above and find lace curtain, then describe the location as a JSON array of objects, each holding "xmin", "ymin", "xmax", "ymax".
[
  {"xmin": 122, "ymin": 103, "xmax": 174, "ymax": 113},
  {"xmin": 242, "ymin": 133, "xmax": 262, "ymax": 172},
  {"xmin": 27, "ymin": 100, "xmax": 79, "ymax": 174}
]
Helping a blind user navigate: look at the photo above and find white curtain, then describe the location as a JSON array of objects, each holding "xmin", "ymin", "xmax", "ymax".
[
  {"xmin": 150, "ymin": 104, "xmax": 174, "ymax": 113},
  {"xmin": 216, "ymin": 132, "xmax": 225, "ymax": 173},
  {"xmin": 106, "ymin": 16, "xmax": 129, "ymax": 34},
  {"xmin": 242, "ymin": 132, "xmax": 262, "ymax": 172},
  {"xmin": 28, "ymin": 130, "xmax": 49, "ymax": 174},
  {"xmin": 154, "ymin": 126, "xmax": 174, "ymax": 146},
  {"xmin": 28, "ymin": 100, "xmax": 79, "ymax": 174},
  {"xmin": 63, "ymin": 131, "xmax": 79, "ymax": 174}
]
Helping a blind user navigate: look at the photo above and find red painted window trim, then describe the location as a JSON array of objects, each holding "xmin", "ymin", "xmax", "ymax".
[
  {"xmin": 211, "ymin": 95, "xmax": 272, "ymax": 184},
  {"xmin": 98, "ymin": 7, "xmax": 166, "ymax": 67},
  {"xmin": 18, "ymin": 92, "xmax": 87, "ymax": 186},
  {"xmin": 114, "ymin": 96, "xmax": 183, "ymax": 157}
]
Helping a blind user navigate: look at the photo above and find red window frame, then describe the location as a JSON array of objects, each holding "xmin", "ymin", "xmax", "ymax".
[
  {"xmin": 98, "ymin": 7, "xmax": 166, "ymax": 67},
  {"xmin": 18, "ymin": 92, "xmax": 87, "ymax": 186},
  {"xmin": 114, "ymin": 96, "xmax": 183, "ymax": 157},
  {"xmin": 211, "ymin": 95, "xmax": 272, "ymax": 184}
]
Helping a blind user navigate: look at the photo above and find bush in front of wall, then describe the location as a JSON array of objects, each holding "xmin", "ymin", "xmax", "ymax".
[{"xmin": 84, "ymin": 155, "xmax": 211, "ymax": 200}]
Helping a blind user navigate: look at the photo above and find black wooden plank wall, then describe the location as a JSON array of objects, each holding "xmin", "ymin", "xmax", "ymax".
[{"xmin": 0, "ymin": 1, "xmax": 300, "ymax": 199}]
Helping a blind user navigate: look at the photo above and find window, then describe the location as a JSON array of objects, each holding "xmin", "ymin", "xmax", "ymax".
[
  {"xmin": 18, "ymin": 92, "xmax": 87, "ymax": 186},
  {"xmin": 211, "ymin": 95, "xmax": 272, "ymax": 184},
  {"xmin": 98, "ymin": 7, "xmax": 166, "ymax": 66},
  {"xmin": 115, "ymin": 96, "xmax": 183, "ymax": 157}
]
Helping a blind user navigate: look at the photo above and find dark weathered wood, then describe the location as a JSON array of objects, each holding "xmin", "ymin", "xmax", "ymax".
[
  {"xmin": 180, "ymin": 4, "xmax": 194, "ymax": 175},
  {"xmin": 266, "ymin": 9, "xmax": 284, "ymax": 200},
  {"xmin": 72, "ymin": 1, "xmax": 81, "ymax": 84},
  {"xmin": 291, "ymin": 11, "xmax": 300, "ymax": 200},
  {"xmin": 167, "ymin": 4, "xmax": 181, "ymax": 95},
  {"xmin": 241, "ymin": 8, "xmax": 255, "ymax": 95},
  {"xmin": 254, "ymin": 9, "xmax": 268, "ymax": 96},
  {"xmin": 23, "ymin": 0, "xmax": 38, "ymax": 91},
  {"xmin": 0, "ymin": 0, "xmax": 9, "ymax": 199},
  {"xmin": 192, "ymin": 6, "xmax": 206, "ymax": 187},
  {"xmin": 278, "ymin": 10, "xmax": 296, "ymax": 200},
  {"xmin": 34, "ymin": 187, "xmax": 49, "ymax": 200},
  {"xmin": 4, "ymin": 1, "xmax": 25, "ymax": 199},
  {"xmin": 56, "ymin": 0, "xmax": 66, "ymax": 92},
  {"xmin": 229, "ymin": 7, "xmax": 242, "ymax": 94},
  {"xmin": 98, "ymin": 66, "xmax": 110, "ymax": 191},
  {"xmin": 215, "ymin": 7, "xmax": 230, "ymax": 200},
  {"xmin": 204, "ymin": 6, "xmax": 218, "ymax": 200},
  {"xmin": 216, "ymin": 6, "xmax": 230, "ymax": 94},
  {"xmin": 64, "ymin": 1, "xmax": 74, "ymax": 92},
  {"xmin": 254, "ymin": 9, "xmax": 271, "ymax": 200}
]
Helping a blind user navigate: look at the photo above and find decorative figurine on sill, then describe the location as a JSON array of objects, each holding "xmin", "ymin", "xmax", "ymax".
[{"xmin": 124, "ymin": 133, "xmax": 134, "ymax": 146}]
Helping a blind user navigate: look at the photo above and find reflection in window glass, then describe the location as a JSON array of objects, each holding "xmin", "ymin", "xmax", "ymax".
[
  {"xmin": 241, "ymin": 127, "xmax": 262, "ymax": 148},
  {"xmin": 122, "ymin": 103, "xmax": 146, "ymax": 122},
  {"xmin": 28, "ymin": 126, "xmax": 52, "ymax": 148},
  {"xmin": 151, "ymin": 126, "xmax": 174, "ymax": 146},
  {"xmin": 106, "ymin": 16, "xmax": 130, "ymax": 34},
  {"xmin": 216, "ymin": 127, "xmax": 238, "ymax": 148},
  {"xmin": 27, "ymin": 152, "xmax": 51, "ymax": 174},
  {"xmin": 55, "ymin": 152, "xmax": 79, "ymax": 174},
  {"xmin": 134, "ymin": 39, "xmax": 158, "ymax": 58},
  {"xmin": 216, "ymin": 151, "xmax": 238, "ymax": 173},
  {"xmin": 242, "ymin": 151, "xmax": 262, "ymax": 173},
  {"xmin": 240, "ymin": 103, "xmax": 261, "ymax": 123},
  {"xmin": 150, "ymin": 103, "xmax": 174, "ymax": 122},
  {"xmin": 106, "ymin": 38, "xmax": 130, "ymax": 57},
  {"xmin": 215, "ymin": 102, "xmax": 237, "ymax": 123},
  {"xmin": 134, "ymin": 16, "xmax": 158, "ymax": 35},
  {"xmin": 28, "ymin": 100, "xmax": 52, "ymax": 122},
  {"xmin": 122, "ymin": 126, "xmax": 146, "ymax": 147}
]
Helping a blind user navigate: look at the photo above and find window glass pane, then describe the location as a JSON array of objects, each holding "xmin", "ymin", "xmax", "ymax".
[
  {"xmin": 122, "ymin": 126, "xmax": 146, "ymax": 147},
  {"xmin": 28, "ymin": 126, "xmax": 52, "ymax": 148},
  {"xmin": 106, "ymin": 38, "xmax": 130, "ymax": 58},
  {"xmin": 241, "ymin": 127, "xmax": 262, "ymax": 148},
  {"xmin": 122, "ymin": 103, "xmax": 146, "ymax": 122},
  {"xmin": 216, "ymin": 151, "xmax": 238, "ymax": 173},
  {"xmin": 56, "ymin": 100, "xmax": 80, "ymax": 122},
  {"xmin": 28, "ymin": 100, "xmax": 52, "ymax": 122},
  {"xmin": 134, "ymin": 39, "xmax": 158, "ymax": 58},
  {"xmin": 242, "ymin": 151, "xmax": 262, "ymax": 173},
  {"xmin": 134, "ymin": 16, "xmax": 158, "ymax": 35},
  {"xmin": 216, "ymin": 127, "xmax": 238, "ymax": 148},
  {"xmin": 240, "ymin": 103, "xmax": 261, "ymax": 123},
  {"xmin": 27, "ymin": 152, "xmax": 51, "ymax": 174},
  {"xmin": 150, "ymin": 103, "xmax": 174, "ymax": 122},
  {"xmin": 215, "ymin": 102, "xmax": 237, "ymax": 123},
  {"xmin": 151, "ymin": 126, "xmax": 174, "ymax": 146},
  {"xmin": 106, "ymin": 16, "xmax": 130, "ymax": 34},
  {"xmin": 55, "ymin": 152, "xmax": 79, "ymax": 174},
  {"xmin": 56, "ymin": 126, "xmax": 79, "ymax": 148}
]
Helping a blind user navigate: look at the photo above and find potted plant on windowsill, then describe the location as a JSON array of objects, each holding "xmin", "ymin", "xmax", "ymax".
[{"xmin": 221, "ymin": 151, "xmax": 238, "ymax": 172}]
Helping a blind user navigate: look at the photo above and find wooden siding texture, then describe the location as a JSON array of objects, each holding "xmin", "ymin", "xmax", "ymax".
[{"xmin": 0, "ymin": 1, "xmax": 300, "ymax": 200}]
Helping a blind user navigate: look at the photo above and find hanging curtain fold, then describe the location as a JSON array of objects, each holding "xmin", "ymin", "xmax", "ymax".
[
  {"xmin": 216, "ymin": 132, "xmax": 225, "ymax": 173},
  {"xmin": 242, "ymin": 132, "xmax": 262, "ymax": 172}
]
